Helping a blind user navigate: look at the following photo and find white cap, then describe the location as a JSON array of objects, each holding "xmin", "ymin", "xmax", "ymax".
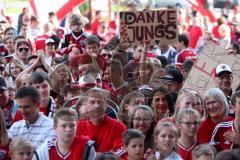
[
  {"xmin": 216, "ymin": 64, "xmax": 232, "ymax": 76},
  {"xmin": 45, "ymin": 38, "xmax": 54, "ymax": 44}
]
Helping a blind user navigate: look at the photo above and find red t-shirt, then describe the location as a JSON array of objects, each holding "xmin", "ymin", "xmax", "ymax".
[
  {"xmin": 48, "ymin": 136, "xmax": 89, "ymax": 160},
  {"xmin": 76, "ymin": 116, "xmax": 126, "ymax": 156},
  {"xmin": 198, "ymin": 116, "xmax": 233, "ymax": 144},
  {"xmin": 210, "ymin": 121, "xmax": 238, "ymax": 151},
  {"xmin": 177, "ymin": 141, "xmax": 198, "ymax": 160},
  {"xmin": 188, "ymin": 26, "xmax": 202, "ymax": 49}
]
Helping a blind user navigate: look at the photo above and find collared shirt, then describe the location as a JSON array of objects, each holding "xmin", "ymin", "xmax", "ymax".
[{"xmin": 8, "ymin": 113, "xmax": 56, "ymax": 149}]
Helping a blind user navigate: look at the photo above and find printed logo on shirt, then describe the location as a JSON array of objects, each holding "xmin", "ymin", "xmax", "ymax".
[{"xmin": 0, "ymin": 150, "xmax": 6, "ymax": 159}]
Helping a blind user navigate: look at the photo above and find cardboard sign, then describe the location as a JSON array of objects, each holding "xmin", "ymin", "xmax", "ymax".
[
  {"xmin": 120, "ymin": 9, "xmax": 178, "ymax": 45},
  {"xmin": 182, "ymin": 42, "xmax": 240, "ymax": 96}
]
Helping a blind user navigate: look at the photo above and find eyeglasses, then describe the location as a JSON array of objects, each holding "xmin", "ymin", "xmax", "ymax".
[
  {"xmin": 18, "ymin": 48, "xmax": 29, "ymax": 52},
  {"xmin": 71, "ymin": 23, "xmax": 83, "ymax": 26},
  {"xmin": 133, "ymin": 117, "xmax": 152, "ymax": 122},
  {"xmin": 179, "ymin": 121, "xmax": 200, "ymax": 127},
  {"xmin": 102, "ymin": 54, "xmax": 112, "ymax": 58}
]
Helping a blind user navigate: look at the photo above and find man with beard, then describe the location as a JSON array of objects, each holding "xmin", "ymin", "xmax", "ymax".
[{"xmin": 77, "ymin": 87, "xmax": 126, "ymax": 158}]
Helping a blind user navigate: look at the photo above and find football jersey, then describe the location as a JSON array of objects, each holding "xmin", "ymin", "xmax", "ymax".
[
  {"xmin": 177, "ymin": 140, "xmax": 198, "ymax": 160},
  {"xmin": 198, "ymin": 117, "xmax": 233, "ymax": 144},
  {"xmin": 60, "ymin": 31, "xmax": 87, "ymax": 55},
  {"xmin": 48, "ymin": 136, "xmax": 89, "ymax": 160},
  {"xmin": 210, "ymin": 121, "xmax": 238, "ymax": 151},
  {"xmin": 175, "ymin": 48, "xmax": 198, "ymax": 66}
]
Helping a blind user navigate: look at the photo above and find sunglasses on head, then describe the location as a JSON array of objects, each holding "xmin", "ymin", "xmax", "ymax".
[{"xmin": 18, "ymin": 48, "xmax": 29, "ymax": 52}]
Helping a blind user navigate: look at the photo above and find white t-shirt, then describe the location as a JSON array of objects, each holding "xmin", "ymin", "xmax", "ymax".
[{"xmin": 155, "ymin": 151, "xmax": 183, "ymax": 160}]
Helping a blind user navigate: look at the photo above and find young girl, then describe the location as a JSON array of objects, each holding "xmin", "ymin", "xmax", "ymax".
[
  {"xmin": 155, "ymin": 122, "xmax": 182, "ymax": 160},
  {"xmin": 161, "ymin": 88, "xmax": 203, "ymax": 123},
  {"xmin": 130, "ymin": 105, "xmax": 154, "ymax": 149},
  {"xmin": 10, "ymin": 137, "xmax": 34, "ymax": 160},
  {"xmin": 176, "ymin": 108, "xmax": 201, "ymax": 160},
  {"xmin": 122, "ymin": 129, "xmax": 145, "ymax": 160},
  {"xmin": 0, "ymin": 109, "xmax": 10, "ymax": 160},
  {"xmin": 119, "ymin": 91, "xmax": 145, "ymax": 127}
]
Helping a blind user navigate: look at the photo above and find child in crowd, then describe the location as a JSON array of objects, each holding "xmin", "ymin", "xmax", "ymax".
[
  {"xmin": 60, "ymin": 14, "xmax": 87, "ymax": 55},
  {"xmin": 161, "ymin": 88, "xmax": 202, "ymax": 123},
  {"xmin": 10, "ymin": 137, "xmax": 34, "ymax": 160},
  {"xmin": 119, "ymin": 91, "xmax": 145, "ymax": 127},
  {"xmin": 176, "ymin": 108, "xmax": 201, "ymax": 160},
  {"xmin": 154, "ymin": 122, "xmax": 182, "ymax": 160},
  {"xmin": 122, "ymin": 129, "xmax": 145, "ymax": 160},
  {"xmin": 130, "ymin": 105, "xmax": 154, "ymax": 149},
  {"xmin": 192, "ymin": 144, "xmax": 215, "ymax": 160}
]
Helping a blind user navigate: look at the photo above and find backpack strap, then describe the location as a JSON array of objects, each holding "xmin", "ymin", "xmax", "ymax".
[
  {"xmin": 33, "ymin": 150, "xmax": 40, "ymax": 160},
  {"xmin": 82, "ymin": 140, "xmax": 95, "ymax": 160},
  {"xmin": 11, "ymin": 100, "xmax": 19, "ymax": 120}
]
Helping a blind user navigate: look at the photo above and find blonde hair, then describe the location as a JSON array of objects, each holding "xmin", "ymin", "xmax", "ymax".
[
  {"xmin": 154, "ymin": 122, "xmax": 180, "ymax": 138},
  {"xmin": 54, "ymin": 107, "xmax": 77, "ymax": 126},
  {"xmin": 9, "ymin": 59, "xmax": 24, "ymax": 77},
  {"xmin": 176, "ymin": 108, "xmax": 200, "ymax": 125},
  {"xmin": 174, "ymin": 89, "xmax": 199, "ymax": 116},
  {"xmin": 192, "ymin": 144, "xmax": 215, "ymax": 159},
  {"xmin": 54, "ymin": 63, "xmax": 73, "ymax": 83},
  {"xmin": 154, "ymin": 122, "xmax": 180, "ymax": 150},
  {"xmin": 0, "ymin": 109, "xmax": 9, "ymax": 146},
  {"xmin": 10, "ymin": 137, "xmax": 34, "ymax": 154}
]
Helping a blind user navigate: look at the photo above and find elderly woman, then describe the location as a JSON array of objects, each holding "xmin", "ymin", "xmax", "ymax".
[{"xmin": 198, "ymin": 87, "xmax": 233, "ymax": 144}]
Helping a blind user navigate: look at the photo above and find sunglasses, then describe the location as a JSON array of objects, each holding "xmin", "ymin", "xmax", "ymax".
[
  {"xmin": 102, "ymin": 54, "xmax": 112, "ymax": 58},
  {"xmin": 18, "ymin": 48, "xmax": 29, "ymax": 52}
]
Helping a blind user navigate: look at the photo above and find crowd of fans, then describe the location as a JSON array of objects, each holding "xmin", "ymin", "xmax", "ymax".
[{"xmin": 0, "ymin": 3, "xmax": 240, "ymax": 160}]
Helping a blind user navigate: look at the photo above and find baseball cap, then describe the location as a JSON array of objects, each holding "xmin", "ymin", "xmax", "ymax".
[
  {"xmin": 45, "ymin": 38, "xmax": 54, "ymax": 44},
  {"xmin": 0, "ymin": 76, "xmax": 7, "ymax": 90},
  {"xmin": 160, "ymin": 67, "xmax": 184, "ymax": 83},
  {"xmin": 215, "ymin": 64, "xmax": 232, "ymax": 77}
]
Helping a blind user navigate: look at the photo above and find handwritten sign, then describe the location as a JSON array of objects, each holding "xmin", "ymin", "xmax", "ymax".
[
  {"xmin": 120, "ymin": 9, "xmax": 178, "ymax": 45},
  {"xmin": 182, "ymin": 42, "xmax": 240, "ymax": 96}
]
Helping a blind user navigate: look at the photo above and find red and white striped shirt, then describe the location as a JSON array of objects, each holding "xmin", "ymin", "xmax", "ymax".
[{"xmin": 210, "ymin": 121, "xmax": 238, "ymax": 151}]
